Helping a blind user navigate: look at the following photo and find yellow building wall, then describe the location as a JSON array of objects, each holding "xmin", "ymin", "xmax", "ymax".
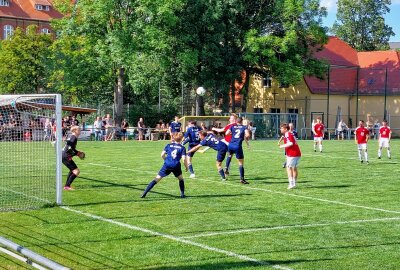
[{"xmin": 246, "ymin": 75, "xmax": 400, "ymax": 136}]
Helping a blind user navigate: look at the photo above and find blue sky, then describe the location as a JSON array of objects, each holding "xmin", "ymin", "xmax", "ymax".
[{"xmin": 321, "ymin": 0, "xmax": 400, "ymax": 42}]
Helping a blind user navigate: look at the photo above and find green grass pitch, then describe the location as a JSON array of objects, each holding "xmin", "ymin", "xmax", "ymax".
[{"xmin": 1, "ymin": 139, "xmax": 400, "ymax": 269}]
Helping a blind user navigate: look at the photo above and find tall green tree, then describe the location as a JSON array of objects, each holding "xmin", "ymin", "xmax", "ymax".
[
  {"xmin": 332, "ymin": 0, "xmax": 395, "ymax": 51},
  {"xmin": 0, "ymin": 25, "xmax": 53, "ymax": 94},
  {"xmin": 52, "ymin": 0, "xmax": 182, "ymax": 124},
  {"xmin": 168, "ymin": 0, "xmax": 328, "ymax": 113}
]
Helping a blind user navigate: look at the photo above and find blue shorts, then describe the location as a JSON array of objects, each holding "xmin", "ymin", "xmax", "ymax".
[
  {"xmin": 228, "ymin": 145, "xmax": 244, "ymax": 159},
  {"xmin": 216, "ymin": 149, "xmax": 227, "ymax": 162},
  {"xmin": 158, "ymin": 164, "xmax": 182, "ymax": 178}
]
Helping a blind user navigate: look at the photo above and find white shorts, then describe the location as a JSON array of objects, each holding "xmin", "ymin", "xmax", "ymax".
[
  {"xmin": 314, "ymin": 137, "xmax": 323, "ymax": 143},
  {"xmin": 286, "ymin": 156, "xmax": 301, "ymax": 168},
  {"xmin": 357, "ymin": 143, "xmax": 367, "ymax": 150},
  {"xmin": 379, "ymin": 138, "xmax": 390, "ymax": 148}
]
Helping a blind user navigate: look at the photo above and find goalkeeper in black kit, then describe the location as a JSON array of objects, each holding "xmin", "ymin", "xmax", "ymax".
[{"xmin": 62, "ymin": 125, "xmax": 85, "ymax": 190}]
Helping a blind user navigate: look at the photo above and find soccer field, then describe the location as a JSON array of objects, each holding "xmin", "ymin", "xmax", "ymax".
[{"xmin": 1, "ymin": 139, "xmax": 400, "ymax": 269}]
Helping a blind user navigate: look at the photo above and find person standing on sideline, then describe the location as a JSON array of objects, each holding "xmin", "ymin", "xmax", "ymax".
[
  {"xmin": 337, "ymin": 119, "xmax": 348, "ymax": 140},
  {"xmin": 62, "ymin": 126, "xmax": 85, "ymax": 190},
  {"xmin": 355, "ymin": 120, "xmax": 370, "ymax": 164},
  {"xmin": 212, "ymin": 113, "xmax": 237, "ymax": 175},
  {"xmin": 140, "ymin": 132, "xmax": 188, "ymax": 198},
  {"xmin": 137, "ymin": 117, "xmax": 145, "ymax": 141},
  {"xmin": 183, "ymin": 121, "xmax": 201, "ymax": 178},
  {"xmin": 313, "ymin": 117, "xmax": 324, "ymax": 152},
  {"xmin": 168, "ymin": 116, "xmax": 182, "ymax": 141},
  {"xmin": 121, "ymin": 119, "xmax": 129, "ymax": 141},
  {"xmin": 378, "ymin": 119, "xmax": 391, "ymax": 159},
  {"xmin": 279, "ymin": 123, "xmax": 301, "ymax": 189},
  {"xmin": 187, "ymin": 130, "xmax": 228, "ymax": 181},
  {"xmin": 225, "ymin": 117, "xmax": 251, "ymax": 184},
  {"xmin": 93, "ymin": 116, "xmax": 103, "ymax": 141}
]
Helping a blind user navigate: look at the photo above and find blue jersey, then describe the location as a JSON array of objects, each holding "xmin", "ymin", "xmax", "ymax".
[
  {"xmin": 184, "ymin": 126, "xmax": 201, "ymax": 147},
  {"xmin": 200, "ymin": 133, "xmax": 228, "ymax": 152},
  {"xmin": 169, "ymin": 121, "xmax": 182, "ymax": 133},
  {"xmin": 229, "ymin": 124, "xmax": 247, "ymax": 147},
  {"xmin": 163, "ymin": 143, "xmax": 186, "ymax": 168}
]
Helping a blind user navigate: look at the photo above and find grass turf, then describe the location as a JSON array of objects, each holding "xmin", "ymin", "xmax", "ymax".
[{"xmin": 0, "ymin": 139, "xmax": 400, "ymax": 269}]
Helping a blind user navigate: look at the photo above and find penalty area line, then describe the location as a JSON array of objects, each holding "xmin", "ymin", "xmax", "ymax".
[
  {"xmin": 88, "ymin": 162, "xmax": 400, "ymax": 215},
  {"xmin": 60, "ymin": 206, "xmax": 292, "ymax": 270},
  {"xmin": 182, "ymin": 216, "xmax": 400, "ymax": 239}
]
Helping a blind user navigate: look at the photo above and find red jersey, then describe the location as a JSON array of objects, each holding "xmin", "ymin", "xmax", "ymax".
[
  {"xmin": 379, "ymin": 126, "xmax": 391, "ymax": 139},
  {"xmin": 355, "ymin": 126, "xmax": 369, "ymax": 144},
  {"xmin": 284, "ymin": 131, "xmax": 301, "ymax": 157},
  {"xmin": 313, "ymin": 123, "xmax": 324, "ymax": 137},
  {"xmin": 223, "ymin": 123, "xmax": 236, "ymax": 142}
]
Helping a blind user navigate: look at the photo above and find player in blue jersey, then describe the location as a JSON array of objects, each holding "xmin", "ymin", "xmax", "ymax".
[
  {"xmin": 226, "ymin": 117, "xmax": 251, "ymax": 184},
  {"xmin": 141, "ymin": 133, "xmax": 189, "ymax": 198},
  {"xmin": 187, "ymin": 130, "xmax": 228, "ymax": 181},
  {"xmin": 183, "ymin": 121, "xmax": 201, "ymax": 178},
  {"xmin": 168, "ymin": 116, "xmax": 182, "ymax": 140}
]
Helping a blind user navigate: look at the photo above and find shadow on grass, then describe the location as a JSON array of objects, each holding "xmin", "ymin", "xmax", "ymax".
[
  {"xmin": 79, "ymin": 176, "xmax": 144, "ymax": 189},
  {"xmin": 146, "ymin": 258, "xmax": 332, "ymax": 270},
  {"xmin": 304, "ymin": 185, "xmax": 355, "ymax": 189},
  {"xmin": 0, "ymin": 221, "xmax": 131, "ymax": 269}
]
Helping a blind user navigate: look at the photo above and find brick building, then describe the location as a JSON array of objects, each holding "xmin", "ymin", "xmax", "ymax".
[{"xmin": 0, "ymin": 0, "xmax": 62, "ymax": 40}]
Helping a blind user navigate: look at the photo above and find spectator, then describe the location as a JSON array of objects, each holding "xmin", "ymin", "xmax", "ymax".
[
  {"xmin": 105, "ymin": 114, "xmax": 114, "ymax": 141},
  {"xmin": 121, "ymin": 119, "xmax": 129, "ymax": 141},
  {"xmin": 336, "ymin": 119, "xmax": 348, "ymax": 140},
  {"xmin": 93, "ymin": 116, "xmax": 103, "ymax": 141},
  {"xmin": 248, "ymin": 121, "xmax": 256, "ymax": 140},
  {"xmin": 70, "ymin": 115, "xmax": 79, "ymax": 126},
  {"xmin": 137, "ymin": 117, "xmax": 145, "ymax": 141},
  {"xmin": 373, "ymin": 120, "xmax": 380, "ymax": 140},
  {"xmin": 44, "ymin": 118, "xmax": 52, "ymax": 141}
]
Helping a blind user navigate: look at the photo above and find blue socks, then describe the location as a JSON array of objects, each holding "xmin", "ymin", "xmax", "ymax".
[
  {"xmin": 239, "ymin": 165, "xmax": 244, "ymax": 179},
  {"xmin": 141, "ymin": 180, "xmax": 157, "ymax": 198}
]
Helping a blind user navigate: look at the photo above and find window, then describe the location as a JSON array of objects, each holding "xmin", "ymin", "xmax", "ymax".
[
  {"xmin": 35, "ymin": 4, "xmax": 43, "ymax": 10},
  {"xmin": 44, "ymin": 5, "xmax": 50, "ymax": 11},
  {"xmin": 3, "ymin": 25, "xmax": 14, "ymax": 39},
  {"xmin": 263, "ymin": 77, "xmax": 272, "ymax": 88},
  {"xmin": 41, "ymin": 28, "xmax": 51, "ymax": 34},
  {"xmin": 0, "ymin": 0, "xmax": 10, "ymax": 7},
  {"xmin": 254, "ymin": 108, "xmax": 263, "ymax": 113}
]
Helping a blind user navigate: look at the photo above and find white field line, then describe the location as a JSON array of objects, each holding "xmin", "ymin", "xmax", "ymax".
[
  {"xmin": 181, "ymin": 217, "xmax": 400, "ymax": 239},
  {"xmin": 1, "ymin": 175, "xmax": 291, "ymax": 269},
  {"xmin": 60, "ymin": 206, "xmax": 291, "ymax": 270},
  {"xmin": 88, "ymin": 162, "xmax": 400, "ymax": 215}
]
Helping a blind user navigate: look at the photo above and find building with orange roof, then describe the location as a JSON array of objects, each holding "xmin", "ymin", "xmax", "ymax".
[
  {"xmin": 0, "ymin": 0, "xmax": 62, "ymax": 40},
  {"xmin": 246, "ymin": 36, "xmax": 400, "ymax": 137}
]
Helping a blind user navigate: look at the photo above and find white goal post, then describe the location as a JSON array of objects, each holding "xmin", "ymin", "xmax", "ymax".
[{"xmin": 0, "ymin": 94, "xmax": 63, "ymax": 211}]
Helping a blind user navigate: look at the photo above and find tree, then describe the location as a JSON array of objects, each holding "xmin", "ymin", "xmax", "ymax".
[
  {"xmin": 165, "ymin": 0, "xmax": 328, "ymax": 113},
  {"xmin": 0, "ymin": 25, "xmax": 53, "ymax": 94},
  {"xmin": 52, "ymin": 0, "xmax": 182, "ymax": 124},
  {"xmin": 332, "ymin": 0, "xmax": 395, "ymax": 51}
]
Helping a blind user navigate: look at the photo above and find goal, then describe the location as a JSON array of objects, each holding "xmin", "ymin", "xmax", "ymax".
[{"xmin": 0, "ymin": 94, "xmax": 63, "ymax": 211}]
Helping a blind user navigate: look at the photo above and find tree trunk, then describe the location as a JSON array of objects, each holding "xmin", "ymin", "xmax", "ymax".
[
  {"xmin": 230, "ymin": 80, "xmax": 236, "ymax": 113},
  {"xmin": 241, "ymin": 70, "xmax": 250, "ymax": 112},
  {"xmin": 114, "ymin": 67, "xmax": 124, "ymax": 126}
]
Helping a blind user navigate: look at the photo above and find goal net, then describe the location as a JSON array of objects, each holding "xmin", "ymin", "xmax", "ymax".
[{"xmin": 0, "ymin": 94, "xmax": 62, "ymax": 211}]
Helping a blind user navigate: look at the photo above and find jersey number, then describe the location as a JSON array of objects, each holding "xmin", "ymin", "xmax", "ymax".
[
  {"xmin": 234, "ymin": 129, "xmax": 241, "ymax": 139},
  {"xmin": 171, "ymin": 149, "xmax": 178, "ymax": 159}
]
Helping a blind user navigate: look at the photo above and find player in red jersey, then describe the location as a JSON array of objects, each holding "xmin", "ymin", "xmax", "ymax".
[
  {"xmin": 378, "ymin": 119, "xmax": 392, "ymax": 159},
  {"xmin": 212, "ymin": 113, "xmax": 237, "ymax": 175},
  {"xmin": 355, "ymin": 120, "xmax": 370, "ymax": 164},
  {"xmin": 312, "ymin": 117, "xmax": 325, "ymax": 152},
  {"xmin": 279, "ymin": 123, "xmax": 302, "ymax": 189}
]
